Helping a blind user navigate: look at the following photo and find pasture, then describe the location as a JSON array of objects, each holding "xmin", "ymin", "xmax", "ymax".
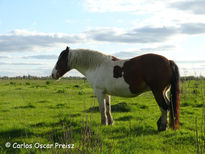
[{"xmin": 0, "ymin": 77, "xmax": 204, "ymax": 153}]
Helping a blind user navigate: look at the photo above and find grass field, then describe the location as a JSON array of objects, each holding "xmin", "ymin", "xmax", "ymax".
[{"xmin": 0, "ymin": 77, "xmax": 205, "ymax": 153}]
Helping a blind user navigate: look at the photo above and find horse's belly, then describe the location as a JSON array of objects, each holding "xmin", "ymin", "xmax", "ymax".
[
  {"xmin": 105, "ymin": 80, "xmax": 137, "ymax": 97},
  {"xmin": 107, "ymin": 89, "xmax": 137, "ymax": 97}
]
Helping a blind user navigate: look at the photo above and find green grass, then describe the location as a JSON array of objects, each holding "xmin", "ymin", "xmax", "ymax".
[{"xmin": 0, "ymin": 78, "xmax": 204, "ymax": 153}]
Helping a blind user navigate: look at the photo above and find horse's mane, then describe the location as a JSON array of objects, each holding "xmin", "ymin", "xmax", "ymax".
[{"xmin": 70, "ymin": 49, "xmax": 111, "ymax": 70}]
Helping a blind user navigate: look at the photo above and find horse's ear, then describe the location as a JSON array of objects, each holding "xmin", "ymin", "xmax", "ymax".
[{"xmin": 66, "ymin": 46, "xmax": 70, "ymax": 51}]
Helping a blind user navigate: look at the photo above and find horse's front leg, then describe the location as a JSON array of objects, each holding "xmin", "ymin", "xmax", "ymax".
[
  {"xmin": 95, "ymin": 89, "xmax": 108, "ymax": 125},
  {"xmin": 105, "ymin": 95, "xmax": 114, "ymax": 125}
]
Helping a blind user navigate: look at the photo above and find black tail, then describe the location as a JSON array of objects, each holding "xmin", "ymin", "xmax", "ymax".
[{"xmin": 169, "ymin": 60, "xmax": 180, "ymax": 130}]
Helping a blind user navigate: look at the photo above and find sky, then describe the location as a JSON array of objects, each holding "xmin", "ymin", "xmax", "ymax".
[{"xmin": 0, "ymin": 0, "xmax": 205, "ymax": 77}]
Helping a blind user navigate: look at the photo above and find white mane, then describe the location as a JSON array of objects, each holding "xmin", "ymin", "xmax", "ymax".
[{"xmin": 69, "ymin": 49, "xmax": 112, "ymax": 70}]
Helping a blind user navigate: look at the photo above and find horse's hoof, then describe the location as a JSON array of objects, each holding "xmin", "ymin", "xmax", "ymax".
[
  {"xmin": 108, "ymin": 120, "xmax": 114, "ymax": 125},
  {"xmin": 101, "ymin": 120, "xmax": 108, "ymax": 125},
  {"xmin": 158, "ymin": 126, "xmax": 166, "ymax": 131},
  {"xmin": 157, "ymin": 118, "xmax": 167, "ymax": 131}
]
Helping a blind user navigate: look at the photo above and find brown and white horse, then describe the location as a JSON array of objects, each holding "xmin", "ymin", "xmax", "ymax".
[{"xmin": 52, "ymin": 47, "xmax": 180, "ymax": 131}]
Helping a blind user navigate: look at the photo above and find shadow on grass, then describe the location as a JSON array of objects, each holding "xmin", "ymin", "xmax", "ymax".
[
  {"xmin": 0, "ymin": 128, "xmax": 34, "ymax": 154},
  {"xmin": 13, "ymin": 103, "xmax": 35, "ymax": 109},
  {"xmin": 130, "ymin": 103, "xmax": 149, "ymax": 109},
  {"xmin": 86, "ymin": 102, "xmax": 132, "ymax": 113},
  {"xmin": 110, "ymin": 125, "xmax": 157, "ymax": 139},
  {"xmin": 181, "ymin": 102, "xmax": 203, "ymax": 108},
  {"xmin": 163, "ymin": 134, "xmax": 196, "ymax": 145},
  {"xmin": 131, "ymin": 125, "xmax": 157, "ymax": 136},
  {"xmin": 36, "ymin": 100, "xmax": 50, "ymax": 103},
  {"xmin": 0, "ymin": 128, "xmax": 34, "ymax": 139},
  {"xmin": 69, "ymin": 113, "xmax": 81, "ymax": 118},
  {"xmin": 116, "ymin": 115, "xmax": 133, "ymax": 121},
  {"xmin": 48, "ymin": 103, "xmax": 69, "ymax": 109},
  {"xmin": 30, "ymin": 117, "xmax": 79, "ymax": 129},
  {"xmin": 181, "ymin": 102, "xmax": 190, "ymax": 107},
  {"xmin": 182, "ymin": 110, "xmax": 194, "ymax": 115},
  {"xmin": 1, "ymin": 110, "xmax": 9, "ymax": 112}
]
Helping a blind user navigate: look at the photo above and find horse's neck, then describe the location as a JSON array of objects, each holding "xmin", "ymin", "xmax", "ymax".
[{"xmin": 70, "ymin": 49, "xmax": 110, "ymax": 76}]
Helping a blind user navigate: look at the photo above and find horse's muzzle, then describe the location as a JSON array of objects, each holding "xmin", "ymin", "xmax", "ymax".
[
  {"xmin": 51, "ymin": 73, "xmax": 55, "ymax": 79},
  {"xmin": 51, "ymin": 73, "xmax": 59, "ymax": 80}
]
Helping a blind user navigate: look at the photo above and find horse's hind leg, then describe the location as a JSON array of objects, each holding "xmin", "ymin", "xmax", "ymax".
[
  {"xmin": 105, "ymin": 95, "xmax": 114, "ymax": 125},
  {"xmin": 95, "ymin": 89, "xmax": 108, "ymax": 125},
  {"xmin": 152, "ymin": 89, "xmax": 169, "ymax": 131}
]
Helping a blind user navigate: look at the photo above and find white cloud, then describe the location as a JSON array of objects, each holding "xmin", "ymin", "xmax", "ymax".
[
  {"xmin": 84, "ymin": 0, "xmax": 143, "ymax": 13},
  {"xmin": 0, "ymin": 56, "xmax": 11, "ymax": 59},
  {"xmin": 0, "ymin": 30, "xmax": 86, "ymax": 52},
  {"xmin": 181, "ymin": 23, "xmax": 205, "ymax": 34},
  {"xmin": 170, "ymin": 0, "xmax": 205, "ymax": 15},
  {"xmin": 1, "ymin": 22, "xmax": 205, "ymax": 53},
  {"xmin": 84, "ymin": 0, "xmax": 187, "ymax": 14},
  {"xmin": 84, "ymin": 0, "xmax": 176, "ymax": 13},
  {"xmin": 0, "ymin": 62, "xmax": 48, "ymax": 65},
  {"xmin": 22, "ymin": 55, "xmax": 58, "ymax": 60},
  {"xmin": 87, "ymin": 24, "xmax": 205, "ymax": 44},
  {"xmin": 88, "ymin": 26, "xmax": 178, "ymax": 43},
  {"xmin": 113, "ymin": 45, "xmax": 176, "ymax": 59},
  {"xmin": 84, "ymin": 0, "xmax": 205, "ymax": 27}
]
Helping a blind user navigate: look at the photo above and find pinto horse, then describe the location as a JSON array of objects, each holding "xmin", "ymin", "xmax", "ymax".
[{"xmin": 52, "ymin": 47, "xmax": 180, "ymax": 131}]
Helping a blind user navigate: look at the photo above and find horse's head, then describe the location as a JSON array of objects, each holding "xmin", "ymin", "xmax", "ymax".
[{"xmin": 52, "ymin": 46, "xmax": 71, "ymax": 80}]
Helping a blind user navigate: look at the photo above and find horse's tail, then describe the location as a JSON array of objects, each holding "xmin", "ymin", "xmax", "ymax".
[{"xmin": 169, "ymin": 60, "xmax": 180, "ymax": 130}]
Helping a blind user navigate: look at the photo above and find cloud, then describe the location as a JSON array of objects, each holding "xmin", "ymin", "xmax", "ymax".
[
  {"xmin": 88, "ymin": 23, "xmax": 205, "ymax": 43},
  {"xmin": 84, "ymin": 0, "xmax": 143, "ymax": 13},
  {"xmin": 0, "ymin": 56, "xmax": 11, "ymax": 59},
  {"xmin": 140, "ymin": 45, "xmax": 175, "ymax": 52},
  {"xmin": 84, "ymin": 0, "xmax": 203, "ymax": 17},
  {"xmin": 22, "ymin": 55, "xmax": 58, "ymax": 59},
  {"xmin": 0, "ymin": 30, "xmax": 86, "ymax": 52},
  {"xmin": 113, "ymin": 45, "xmax": 176, "ymax": 59},
  {"xmin": 84, "ymin": 0, "xmax": 176, "ymax": 14},
  {"xmin": 84, "ymin": 0, "xmax": 205, "ymax": 28},
  {"xmin": 88, "ymin": 26, "xmax": 178, "ymax": 43},
  {"xmin": 180, "ymin": 23, "xmax": 205, "ymax": 34},
  {"xmin": 113, "ymin": 51, "xmax": 140, "ymax": 59},
  {"xmin": 176, "ymin": 60, "xmax": 205, "ymax": 64},
  {"xmin": 0, "ymin": 62, "xmax": 47, "ymax": 65},
  {"xmin": 1, "ymin": 23, "xmax": 205, "ymax": 53},
  {"xmin": 170, "ymin": 0, "xmax": 205, "ymax": 14}
]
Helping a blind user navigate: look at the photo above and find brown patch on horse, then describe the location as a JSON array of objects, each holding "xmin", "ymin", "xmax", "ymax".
[
  {"xmin": 111, "ymin": 56, "xmax": 119, "ymax": 61},
  {"xmin": 122, "ymin": 54, "xmax": 172, "ymax": 94},
  {"xmin": 56, "ymin": 47, "xmax": 70, "ymax": 77},
  {"xmin": 113, "ymin": 66, "xmax": 123, "ymax": 78},
  {"xmin": 122, "ymin": 56, "xmax": 147, "ymax": 94},
  {"xmin": 113, "ymin": 54, "xmax": 174, "ymax": 97}
]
